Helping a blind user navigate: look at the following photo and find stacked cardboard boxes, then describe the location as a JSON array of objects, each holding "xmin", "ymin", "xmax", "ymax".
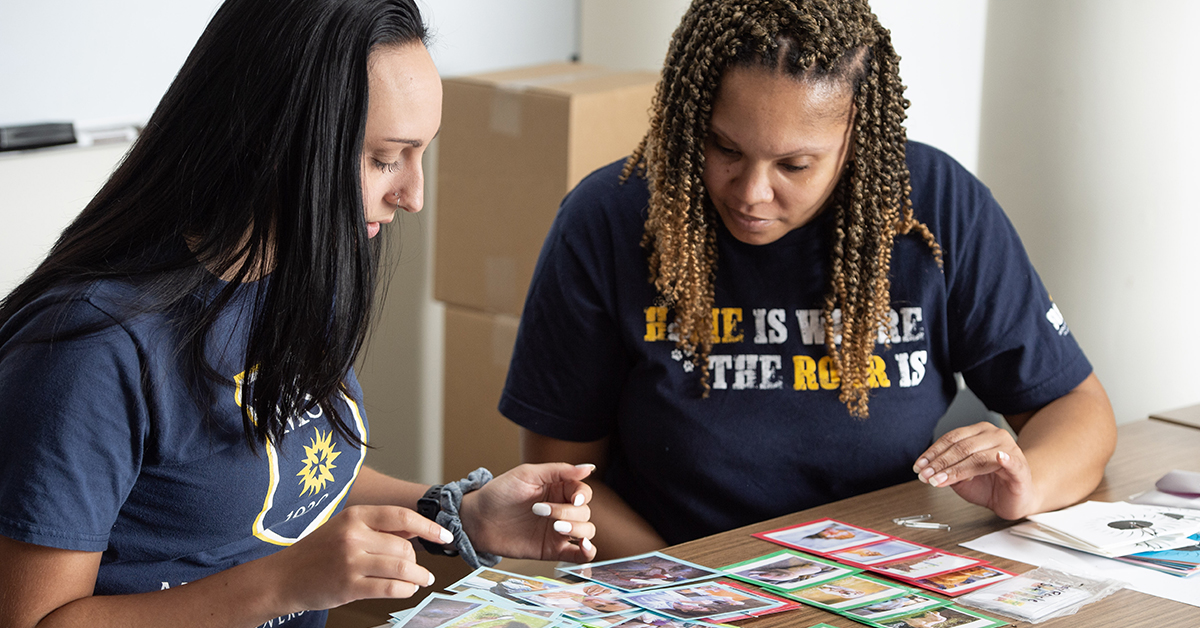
[{"xmin": 436, "ymin": 63, "xmax": 657, "ymax": 480}]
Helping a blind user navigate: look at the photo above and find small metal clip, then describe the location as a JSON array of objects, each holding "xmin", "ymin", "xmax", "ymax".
[
  {"xmin": 900, "ymin": 521, "xmax": 952, "ymax": 531},
  {"xmin": 892, "ymin": 514, "xmax": 932, "ymax": 525}
]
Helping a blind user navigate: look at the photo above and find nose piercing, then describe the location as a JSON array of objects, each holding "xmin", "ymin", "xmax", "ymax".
[{"xmin": 391, "ymin": 191, "xmax": 402, "ymax": 209}]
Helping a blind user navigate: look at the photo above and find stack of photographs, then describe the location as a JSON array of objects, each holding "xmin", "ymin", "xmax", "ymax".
[
  {"xmin": 386, "ymin": 520, "xmax": 1014, "ymax": 628},
  {"xmin": 1115, "ymin": 532, "xmax": 1200, "ymax": 577},
  {"xmin": 754, "ymin": 518, "xmax": 1016, "ymax": 596},
  {"xmin": 729, "ymin": 518, "xmax": 1015, "ymax": 627},
  {"xmin": 390, "ymin": 554, "xmax": 799, "ymax": 628},
  {"xmin": 561, "ymin": 552, "xmax": 801, "ymax": 623}
]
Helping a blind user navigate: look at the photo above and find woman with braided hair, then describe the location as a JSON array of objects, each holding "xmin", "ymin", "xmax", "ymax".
[{"xmin": 501, "ymin": 0, "xmax": 1115, "ymax": 559}]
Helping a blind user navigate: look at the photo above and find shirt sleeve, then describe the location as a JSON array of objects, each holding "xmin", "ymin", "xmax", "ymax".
[
  {"xmin": 0, "ymin": 297, "xmax": 148, "ymax": 551},
  {"xmin": 926, "ymin": 148, "xmax": 1093, "ymax": 415},
  {"xmin": 499, "ymin": 164, "xmax": 638, "ymax": 442}
]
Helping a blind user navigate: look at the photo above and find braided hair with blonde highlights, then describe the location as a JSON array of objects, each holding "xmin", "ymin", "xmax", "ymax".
[{"xmin": 622, "ymin": 0, "xmax": 942, "ymax": 417}]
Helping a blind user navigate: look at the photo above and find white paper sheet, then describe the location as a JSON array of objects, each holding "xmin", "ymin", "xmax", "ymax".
[{"xmin": 961, "ymin": 529, "xmax": 1200, "ymax": 608}]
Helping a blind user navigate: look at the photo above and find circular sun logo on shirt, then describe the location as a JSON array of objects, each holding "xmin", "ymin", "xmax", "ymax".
[{"xmin": 297, "ymin": 427, "xmax": 341, "ymax": 497}]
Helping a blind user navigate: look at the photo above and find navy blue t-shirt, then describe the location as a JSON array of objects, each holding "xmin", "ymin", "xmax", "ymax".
[
  {"xmin": 499, "ymin": 142, "xmax": 1092, "ymax": 545},
  {"xmin": 0, "ymin": 279, "xmax": 368, "ymax": 628}
]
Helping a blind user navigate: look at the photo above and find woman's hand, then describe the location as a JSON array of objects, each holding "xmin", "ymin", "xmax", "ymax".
[
  {"xmin": 458, "ymin": 462, "xmax": 597, "ymax": 563},
  {"xmin": 264, "ymin": 505, "xmax": 452, "ymax": 613},
  {"xmin": 913, "ymin": 422, "xmax": 1040, "ymax": 520}
]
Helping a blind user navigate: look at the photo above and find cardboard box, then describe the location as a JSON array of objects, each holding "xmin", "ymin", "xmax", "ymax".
[
  {"xmin": 436, "ymin": 62, "xmax": 658, "ymax": 316},
  {"xmin": 442, "ymin": 305, "xmax": 523, "ymax": 481}
]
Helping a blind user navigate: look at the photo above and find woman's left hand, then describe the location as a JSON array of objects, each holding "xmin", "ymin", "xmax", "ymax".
[
  {"xmin": 913, "ymin": 422, "xmax": 1040, "ymax": 520},
  {"xmin": 459, "ymin": 462, "xmax": 597, "ymax": 563}
]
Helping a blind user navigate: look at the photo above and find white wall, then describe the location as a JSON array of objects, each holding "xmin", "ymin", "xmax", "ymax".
[
  {"xmin": 580, "ymin": 0, "xmax": 988, "ymax": 174},
  {"xmin": 978, "ymin": 0, "xmax": 1200, "ymax": 423},
  {"xmin": 0, "ymin": 1, "xmax": 223, "ymax": 128},
  {"xmin": 870, "ymin": 0, "xmax": 988, "ymax": 174}
]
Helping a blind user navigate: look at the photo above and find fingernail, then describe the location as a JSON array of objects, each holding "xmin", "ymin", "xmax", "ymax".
[
  {"xmin": 427, "ymin": 573, "xmax": 436, "ymax": 587},
  {"xmin": 998, "ymin": 451, "xmax": 1010, "ymax": 462},
  {"xmin": 553, "ymin": 520, "xmax": 573, "ymax": 534},
  {"xmin": 575, "ymin": 463, "xmax": 596, "ymax": 472},
  {"xmin": 532, "ymin": 502, "xmax": 552, "ymax": 517},
  {"xmin": 582, "ymin": 537, "xmax": 594, "ymax": 552},
  {"xmin": 919, "ymin": 468, "xmax": 934, "ymax": 480},
  {"xmin": 573, "ymin": 493, "xmax": 585, "ymax": 507},
  {"xmin": 915, "ymin": 458, "xmax": 929, "ymax": 469},
  {"xmin": 931, "ymin": 473, "xmax": 948, "ymax": 487},
  {"xmin": 439, "ymin": 528, "xmax": 454, "ymax": 544}
]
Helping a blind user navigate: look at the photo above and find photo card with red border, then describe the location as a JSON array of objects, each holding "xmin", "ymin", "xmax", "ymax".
[
  {"xmin": 909, "ymin": 564, "xmax": 1017, "ymax": 596},
  {"xmin": 829, "ymin": 538, "xmax": 936, "ymax": 567},
  {"xmin": 703, "ymin": 579, "xmax": 803, "ymax": 622},
  {"xmin": 868, "ymin": 551, "xmax": 986, "ymax": 582},
  {"xmin": 754, "ymin": 518, "xmax": 890, "ymax": 555}
]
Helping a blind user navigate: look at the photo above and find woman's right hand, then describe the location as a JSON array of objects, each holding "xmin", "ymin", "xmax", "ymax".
[
  {"xmin": 266, "ymin": 505, "xmax": 452, "ymax": 613},
  {"xmin": 519, "ymin": 429, "xmax": 667, "ymax": 561}
]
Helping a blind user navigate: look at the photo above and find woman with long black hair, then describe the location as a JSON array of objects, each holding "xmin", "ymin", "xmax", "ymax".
[{"xmin": 0, "ymin": 1, "xmax": 596, "ymax": 627}]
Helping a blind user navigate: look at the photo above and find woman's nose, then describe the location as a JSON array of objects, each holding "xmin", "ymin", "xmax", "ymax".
[
  {"xmin": 731, "ymin": 165, "xmax": 773, "ymax": 206},
  {"xmin": 393, "ymin": 163, "xmax": 424, "ymax": 213}
]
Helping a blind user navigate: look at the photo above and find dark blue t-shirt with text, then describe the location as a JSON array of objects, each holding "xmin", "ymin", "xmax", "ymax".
[{"xmin": 500, "ymin": 142, "xmax": 1091, "ymax": 545}]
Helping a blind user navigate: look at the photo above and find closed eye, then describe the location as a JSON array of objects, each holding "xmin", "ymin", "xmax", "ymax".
[{"xmin": 373, "ymin": 159, "xmax": 401, "ymax": 173}]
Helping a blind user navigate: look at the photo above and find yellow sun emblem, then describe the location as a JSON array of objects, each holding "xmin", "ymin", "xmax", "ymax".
[{"xmin": 297, "ymin": 427, "xmax": 341, "ymax": 497}]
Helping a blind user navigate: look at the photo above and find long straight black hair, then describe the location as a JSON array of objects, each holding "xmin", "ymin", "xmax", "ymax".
[{"xmin": 0, "ymin": 0, "xmax": 428, "ymax": 449}]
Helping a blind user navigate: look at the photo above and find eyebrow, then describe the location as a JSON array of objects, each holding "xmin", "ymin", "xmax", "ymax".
[
  {"xmin": 709, "ymin": 125, "xmax": 827, "ymax": 158},
  {"xmin": 382, "ymin": 127, "xmax": 442, "ymax": 148}
]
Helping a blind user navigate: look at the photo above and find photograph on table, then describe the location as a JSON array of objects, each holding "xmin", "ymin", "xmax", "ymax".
[
  {"xmin": 620, "ymin": 581, "xmax": 785, "ymax": 621},
  {"xmin": 721, "ymin": 549, "xmax": 858, "ymax": 591},
  {"xmin": 451, "ymin": 590, "xmax": 564, "ymax": 620},
  {"xmin": 431, "ymin": 602, "xmax": 563, "ymax": 628},
  {"xmin": 839, "ymin": 592, "xmax": 951, "ymax": 622},
  {"xmin": 703, "ymin": 580, "xmax": 802, "ymax": 621},
  {"xmin": 560, "ymin": 551, "xmax": 720, "ymax": 591},
  {"xmin": 831, "ymin": 539, "xmax": 936, "ymax": 567},
  {"xmin": 447, "ymin": 567, "xmax": 567, "ymax": 606},
  {"xmin": 911, "ymin": 565, "xmax": 1016, "ymax": 596},
  {"xmin": 754, "ymin": 518, "xmax": 890, "ymax": 555},
  {"xmin": 869, "ymin": 551, "xmax": 985, "ymax": 581},
  {"xmin": 785, "ymin": 574, "xmax": 910, "ymax": 611},
  {"xmin": 607, "ymin": 610, "xmax": 730, "ymax": 628},
  {"xmin": 513, "ymin": 582, "xmax": 636, "ymax": 619},
  {"xmin": 567, "ymin": 610, "xmax": 648, "ymax": 628},
  {"xmin": 862, "ymin": 604, "xmax": 1006, "ymax": 628},
  {"xmin": 390, "ymin": 593, "xmax": 483, "ymax": 628}
]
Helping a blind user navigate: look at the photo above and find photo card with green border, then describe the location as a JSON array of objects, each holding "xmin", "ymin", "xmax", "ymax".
[
  {"xmin": 861, "ymin": 604, "xmax": 1007, "ymax": 628},
  {"xmin": 720, "ymin": 549, "xmax": 859, "ymax": 592},
  {"xmin": 784, "ymin": 573, "xmax": 911, "ymax": 612},
  {"xmin": 837, "ymin": 591, "xmax": 951, "ymax": 623}
]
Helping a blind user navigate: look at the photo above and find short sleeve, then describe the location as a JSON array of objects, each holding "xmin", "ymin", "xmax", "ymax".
[
  {"xmin": 499, "ymin": 162, "xmax": 642, "ymax": 442},
  {"xmin": 917, "ymin": 146, "xmax": 1092, "ymax": 415},
  {"xmin": 0, "ymin": 298, "xmax": 148, "ymax": 551}
]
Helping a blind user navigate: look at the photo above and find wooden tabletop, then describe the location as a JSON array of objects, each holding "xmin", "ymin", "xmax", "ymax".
[
  {"xmin": 662, "ymin": 419, "xmax": 1200, "ymax": 627},
  {"xmin": 1151, "ymin": 402, "xmax": 1200, "ymax": 430}
]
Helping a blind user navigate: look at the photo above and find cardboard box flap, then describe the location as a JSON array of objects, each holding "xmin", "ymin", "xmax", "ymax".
[{"xmin": 448, "ymin": 62, "xmax": 660, "ymax": 98}]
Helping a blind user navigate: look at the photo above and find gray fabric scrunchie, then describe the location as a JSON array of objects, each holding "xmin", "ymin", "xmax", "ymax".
[{"xmin": 431, "ymin": 467, "xmax": 502, "ymax": 568}]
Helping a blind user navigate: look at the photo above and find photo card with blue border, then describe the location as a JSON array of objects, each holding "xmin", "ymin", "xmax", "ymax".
[{"xmin": 560, "ymin": 551, "xmax": 720, "ymax": 592}]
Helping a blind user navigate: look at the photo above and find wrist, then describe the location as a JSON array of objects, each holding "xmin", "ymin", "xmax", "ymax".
[
  {"xmin": 415, "ymin": 468, "xmax": 501, "ymax": 568},
  {"xmin": 459, "ymin": 490, "xmax": 483, "ymax": 547}
]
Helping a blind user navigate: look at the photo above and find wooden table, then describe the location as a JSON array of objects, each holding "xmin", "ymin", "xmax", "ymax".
[
  {"xmin": 661, "ymin": 419, "xmax": 1200, "ymax": 627},
  {"xmin": 1151, "ymin": 402, "xmax": 1200, "ymax": 430}
]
